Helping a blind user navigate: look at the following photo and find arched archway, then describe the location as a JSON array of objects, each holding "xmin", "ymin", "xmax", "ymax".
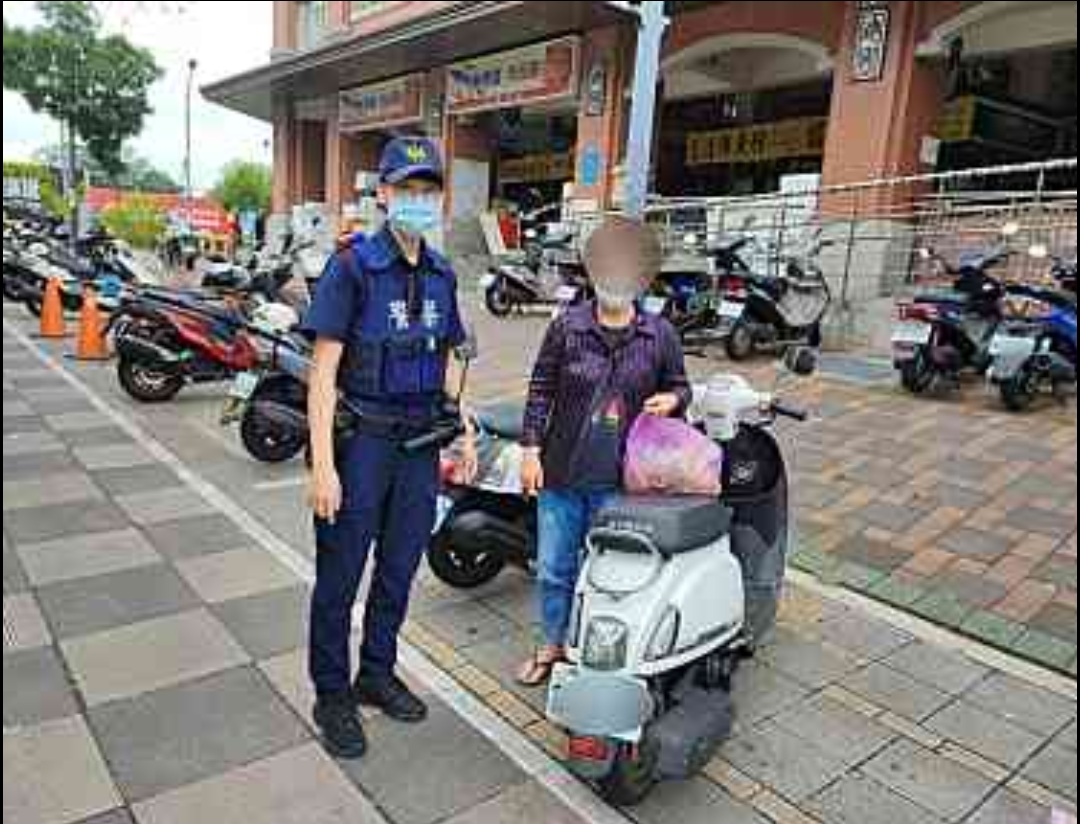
[
  {"xmin": 656, "ymin": 32, "xmax": 835, "ymax": 197},
  {"xmin": 917, "ymin": 0, "xmax": 1077, "ymax": 58}
]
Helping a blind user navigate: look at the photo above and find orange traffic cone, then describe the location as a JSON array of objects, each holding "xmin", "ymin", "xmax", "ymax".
[
  {"xmin": 73, "ymin": 285, "xmax": 109, "ymax": 361},
  {"xmin": 38, "ymin": 276, "xmax": 68, "ymax": 338}
]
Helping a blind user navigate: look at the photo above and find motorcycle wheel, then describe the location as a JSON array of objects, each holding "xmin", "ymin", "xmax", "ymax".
[
  {"xmin": 484, "ymin": 282, "xmax": 514, "ymax": 318},
  {"xmin": 426, "ymin": 525, "xmax": 506, "ymax": 589},
  {"xmin": 117, "ymin": 356, "xmax": 184, "ymax": 403},
  {"xmin": 595, "ymin": 735, "xmax": 661, "ymax": 807},
  {"xmin": 725, "ymin": 321, "xmax": 755, "ymax": 361},
  {"xmin": 239, "ymin": 395, "xmax": 306, "ymax": 463},
  {"xmin": 24, "ymin": 293, "xmax": 43, "ymax": 317},
  {"xmin": 898, "ymin": 355, "xmax": 934, "ymax": 394},
  {"xmin": 1000, "ymin": 368, "xmax": 1037, "ymax": 412}
]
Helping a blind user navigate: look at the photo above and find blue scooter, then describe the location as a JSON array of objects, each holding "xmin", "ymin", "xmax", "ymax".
[{"xmin": 987, "ymin": 252, "xmax": 1077, "ymax": 411}]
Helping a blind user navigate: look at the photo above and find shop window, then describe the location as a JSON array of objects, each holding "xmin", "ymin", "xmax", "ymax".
[
  {"xmin": 297, "ymin": 0, "xmax": 330, "ymax": 50},
  {"xmin": 350, "ymin": 1, "xmax": 389, "ymax": 22}
]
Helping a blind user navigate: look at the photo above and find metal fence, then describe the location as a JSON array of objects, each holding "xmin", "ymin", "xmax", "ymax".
[{"xmin": 567, "ymin": 157, "xmax": 1077, "ymax": 351}]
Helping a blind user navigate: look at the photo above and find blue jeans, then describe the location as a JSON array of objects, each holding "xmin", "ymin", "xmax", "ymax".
[{"xmin": 537, "ymin": 488, "xmax": 616, "ymax": 646}]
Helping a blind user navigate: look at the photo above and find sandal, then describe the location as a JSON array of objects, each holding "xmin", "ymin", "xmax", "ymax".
[{"xmin": 515, "ymin": 646, "xmax": 565, "ymax": 687}]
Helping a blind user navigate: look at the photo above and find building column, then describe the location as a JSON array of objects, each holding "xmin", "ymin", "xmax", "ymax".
[
  {"xmin": 821, "ymin": 0, "xmax": 947, "ymax": 195},
  {"xmin": 271, "ymin": 97, "xmax": 295, "ymax": 215},
  {"xmin": 325, "ymin": 103, "xmax": 343, "ymax": 225},
  {"xmin": 272, "ymin": 1, "xmax": 297, "ymax": 55},
  {"xmin": 573, "ymin": 25, "xmax": 632, "ymax": 209}
]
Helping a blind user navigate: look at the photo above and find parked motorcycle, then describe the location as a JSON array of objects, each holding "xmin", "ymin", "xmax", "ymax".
[
  {"xmin": 720, "ymin": 232, "xmax": 832, "ymax": 360},
  {"xmin": 987, "ymin": 250, "xmax": 1077, "ymax": 411},
  {"xmin": 891, "ymin": 227, "xmax": 1017, "ymax": 393},
  {"xmin": 481, "ymin": 215, "xmax": 589, "ymax": 317}
]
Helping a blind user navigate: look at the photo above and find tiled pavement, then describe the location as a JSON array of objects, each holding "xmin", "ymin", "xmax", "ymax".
[{"xmin": 5, "ymin": 304, "xmax": 1078, "ymax": 824}]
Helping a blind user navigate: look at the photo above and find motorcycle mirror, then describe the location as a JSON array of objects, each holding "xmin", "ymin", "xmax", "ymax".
[
  {"xmin": 1000, "ymin": 221, "xmax": 1021, "ymax": 238},
  {"xmin": 1027, "ymin": 243, "xmax": 1049, "ymax": 260},
  {"xmin": 784, "ymin": 346, "xmax": 818, "ymax": 377}
]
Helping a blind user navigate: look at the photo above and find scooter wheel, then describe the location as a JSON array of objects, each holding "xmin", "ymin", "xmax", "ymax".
[
  {"xmin": 117, "ymin": 357, "xmax": 184, "ymax": 403},
  {"xmin": 725, "ymin": 321, "xmax": 755, "ymax": 361},
  {"xmin": 1000, "ymin": 370, "xmax": 1037, "ymax": 412},
  {"xmin": 484, "ymin": 283, "xmax": 514, "ymax": 318},
  {"xmin": 239, "ymin": 405, "xmax": 306, "ymax": 463},
  {"xmin": 898, "ymin": 359, "xmax": 934, "ymax": 394},
  {"xmin": 426, "ymin": 527, "xmax": 506, "ymax": 589},
  {"xmin": 24, "ymin": 295, "xmax": 43, "ymax": 318},
  {"xmin": 595, "ymin": 736, "xmax": 660, "ymax": 807}
]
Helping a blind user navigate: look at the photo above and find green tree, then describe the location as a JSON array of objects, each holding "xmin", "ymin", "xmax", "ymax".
[
  {"xmin": 3, "ymin": 2, "xmax": 162, "ymax": 176},
  {"xmin": 212, "ymin": 160, "xmax": 272, "ymax": 215},
  {"xmin": 99, "ymin": 192, "xmax": 166, "ymax": 248},
  {"xmin": 33, "ymin": 144, "xmax": 179, "ymax": 192}
]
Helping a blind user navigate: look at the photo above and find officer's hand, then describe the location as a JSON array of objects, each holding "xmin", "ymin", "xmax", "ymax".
[
  {"xmin": 521, "ymin": 448, "xmax": 544, "ymax": 497},
  {"xmin": 644, "ymin": 392, "xmax": 680, "ymax": 417},
  {"xmin": 309, "ymin": 465, "xmax": 343, "ymax": 525}
]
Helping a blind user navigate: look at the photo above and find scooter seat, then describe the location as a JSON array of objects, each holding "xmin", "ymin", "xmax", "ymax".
[
  {"xmin": 591, "ymin": 495, "xmax": 732, "ymax": 557},
  {"xmin": 475, "ymin": 402, "xmax": 525, "ymax": 441}
]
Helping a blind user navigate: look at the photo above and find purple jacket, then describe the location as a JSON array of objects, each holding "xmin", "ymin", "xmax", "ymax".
[{"xmin": 521, "ymin": 301, "xmax": 693, "ymax": 490}]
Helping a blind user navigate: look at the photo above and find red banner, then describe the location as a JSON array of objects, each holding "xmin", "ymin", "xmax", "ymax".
[{"xmin": 84, "ymin": 187, "xmax": 232, "ymax": 235}]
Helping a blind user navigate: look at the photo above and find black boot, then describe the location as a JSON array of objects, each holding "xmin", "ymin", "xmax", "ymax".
[
  {"xmin": 353, "ymin": 671, "xmax": 428, "ymax": 723},
  {"xmin": 313, "ymin": 693, "xmax": 368, "ymax": 759}
]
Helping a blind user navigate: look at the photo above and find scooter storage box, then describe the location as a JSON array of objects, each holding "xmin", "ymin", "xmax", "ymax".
[{"xmin": 591, "ymin": 495, "xmax": 731, "ymax": 556}]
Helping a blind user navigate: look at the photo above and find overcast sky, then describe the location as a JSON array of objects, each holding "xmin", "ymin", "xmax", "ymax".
[{"xmin": 3, "ymin": 1, "xmax": 273, "ymax": 191}]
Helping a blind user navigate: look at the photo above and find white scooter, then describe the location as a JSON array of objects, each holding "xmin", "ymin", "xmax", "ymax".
[{"xmin": 546, "ymin": 348, "xmax": 815, "ymax": 805}]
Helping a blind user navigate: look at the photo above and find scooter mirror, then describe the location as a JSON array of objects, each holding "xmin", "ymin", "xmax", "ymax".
[
  {"xmin": 1028, "ymin": 243, "xmax": 1050, "ymax": 260},
  {"xmin": 784, "ymin": 346, "xmax": 818, "ymax": 377},
  {"xmin": 1001, "ymin": 221, "xmax": 1021, "ymax": 238}
]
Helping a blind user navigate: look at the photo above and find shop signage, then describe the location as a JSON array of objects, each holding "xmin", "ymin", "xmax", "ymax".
[
  {"xmin": 339, "ymin": 73, "xmax": 425, "ymax": 132},
  {"xmin": 499, "ymin": 151, "xmax": 575, "ymax": 184},
  {"xmin": 3, "ymin": 176, "xmax": 41, "ymax": 203},
  {"xmin": 851, "ymin": 1, "xmax": 890, "ymax": 82},
  {"xmin": 686, "ymin": 117, "xmax": 828, "ymax": 167},
  {"xmin": 447, "ymin": 36, "xmax": 580, "ymax": 115},
  {"xmin": 584, "ymin": 60, "xmax": 607, "ymax": 117}
]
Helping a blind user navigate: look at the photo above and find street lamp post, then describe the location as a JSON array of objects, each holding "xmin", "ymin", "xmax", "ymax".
[
  {"xmin": 622, "ymin": 1, "xmax": 668, "ymax": 218},
  {"xmin": 184, "ymin": 57, "xmax": 197, "ymax": 227}
]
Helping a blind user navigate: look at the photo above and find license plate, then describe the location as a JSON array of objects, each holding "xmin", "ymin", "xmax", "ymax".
[
  {"xmin": 228, "ymin": 371, "xmax": 260, "ymax": 400},
  {"xmin": 891, "ymin": 322, "xmax": 932, "ymax": 346},
  {"xmin": 717, "ymin": 299, "xmax": 745, "ymax": 319},
  {"xmin": 479, "ymin": 273, "xmax": 497, "ymax": 289}
]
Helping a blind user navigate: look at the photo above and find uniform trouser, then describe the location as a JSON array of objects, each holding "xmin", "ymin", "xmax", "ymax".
[{"xmin": 309, "ymin": 431, "xmax": 438, "ymax": 698}]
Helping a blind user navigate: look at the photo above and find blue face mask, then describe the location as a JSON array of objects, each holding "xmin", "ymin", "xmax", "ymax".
[{"xmin": 387, "ymin": 191, "xmax": 443, "ymax": 237}]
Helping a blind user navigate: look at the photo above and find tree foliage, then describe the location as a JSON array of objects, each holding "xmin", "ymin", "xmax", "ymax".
[
  {"xmin": 99, "ymin": 192, "xmax": 166, "ymax": 248},
  {"xmin": 212, "ymin": 160, "xmax": 272, "ymax": 215},
  {"xmin": 34, "ymin": 144, "xmax": 179, "ymax": 192},
  {"xmin": 3, "ymin": 1, "xmax": 162, "ymax": 174}
]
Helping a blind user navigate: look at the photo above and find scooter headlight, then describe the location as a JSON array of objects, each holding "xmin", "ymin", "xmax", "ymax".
[
  {"xmin": 645, "ymin": 606, "xmax": 681, "ymax": 662},
  {"xmin": 582, "ymin": 617, "xmax": 629, "ymax": 671}
]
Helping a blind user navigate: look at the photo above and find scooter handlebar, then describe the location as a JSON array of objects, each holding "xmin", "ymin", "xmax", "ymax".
[{"xmin": 771, "ymin": 400, "xmax": 809, "ymax": 422}]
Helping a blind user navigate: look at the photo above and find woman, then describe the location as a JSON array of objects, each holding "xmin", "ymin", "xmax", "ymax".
[{"xmin": 516, "ymin": 215, "xmax": 692, "ymax": 686}]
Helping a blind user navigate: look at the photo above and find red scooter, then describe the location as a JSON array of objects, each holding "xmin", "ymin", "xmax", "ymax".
[{"xmin": 113, "ymin": 291, "xmax": 259, "ymax": 402}]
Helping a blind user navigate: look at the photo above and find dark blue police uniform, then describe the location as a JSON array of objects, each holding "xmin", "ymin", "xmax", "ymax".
[{"xmin": 303, "ymin": 226, "xmax": 465, "ymax": 698}]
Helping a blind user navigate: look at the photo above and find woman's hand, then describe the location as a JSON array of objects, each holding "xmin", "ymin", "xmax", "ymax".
[
  {"xmin": 458, "ymin": 435, "xmax": 479, "ymax": 485},
  {"xmin": 521, "ymin": 447, "xmax": 544, "ymax": 496},
  {"xmin": 643, "ymin": 392, "xmax": 681, "ymax": 417},
  {"xmin": 309, "ymin": 464, "xmax": 343, "ymax": 524}
]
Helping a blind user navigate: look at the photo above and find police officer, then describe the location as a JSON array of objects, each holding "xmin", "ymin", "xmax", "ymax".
[{"xmin": 304, "ymin": 136, "xmax": 477, "ymax": 759}]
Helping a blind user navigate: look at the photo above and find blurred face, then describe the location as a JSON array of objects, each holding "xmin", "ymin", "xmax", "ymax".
[
  {"xmin": 379, "ymin": 177, "xmax": 444, "ymax": 238},
  {"xmin": 586, "ymin": 233, "xmax": 649, "ymax": 311}
]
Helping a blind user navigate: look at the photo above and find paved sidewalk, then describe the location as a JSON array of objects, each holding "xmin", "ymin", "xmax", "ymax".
[
  {"xmin": 3, "ymin": 328, "xmax": 590, "ymax": 824},
  {"xmin": 5, "ymin": 311, "xmax": 1078, "ymax": 824}
]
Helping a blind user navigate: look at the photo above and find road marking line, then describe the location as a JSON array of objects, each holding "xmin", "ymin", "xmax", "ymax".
[
  {"xmin": 5, "ymin": 317, "xmax": 631, "ymax": 824},
  {"xmin": 253, "ymin": 475, "xmax": 308, "ymax": 492}
]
